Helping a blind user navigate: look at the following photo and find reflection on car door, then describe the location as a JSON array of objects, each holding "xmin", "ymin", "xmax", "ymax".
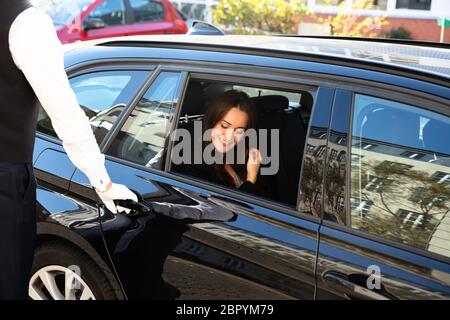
[
  {"xmin": 85, "ymin": 161, "xmax": 319, "ymax": 299},
  {"xmin": 316, "ymin": 89, "xmax": 450, "ymax": 299}
]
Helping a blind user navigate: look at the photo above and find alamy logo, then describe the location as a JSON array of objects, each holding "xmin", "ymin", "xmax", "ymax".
[
  {"xmin": 67, "ymin": 265, "xmax": 82, "ymax": 291},
  {"xmin": 366, "ymin": 265, "xmax": 381, "ymax": 290},
  {"xmin": 169, "ymin": 121, "xmax": 280, "ymax": 175}
]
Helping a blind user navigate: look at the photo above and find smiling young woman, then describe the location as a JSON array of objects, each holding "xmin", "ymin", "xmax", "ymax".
[{"xmin": 175, "ymin": 90, "xmax": 268, "ymax": 197}]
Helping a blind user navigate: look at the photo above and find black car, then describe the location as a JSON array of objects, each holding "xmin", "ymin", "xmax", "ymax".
[{"xmin": 30, "ymin": 34, "xmax": 450, "ymax": 300}]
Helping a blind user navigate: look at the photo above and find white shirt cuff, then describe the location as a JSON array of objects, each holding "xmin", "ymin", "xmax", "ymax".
[{"xmin": 88, "ymin": 163, "xmax": 111, "ymax": 192}]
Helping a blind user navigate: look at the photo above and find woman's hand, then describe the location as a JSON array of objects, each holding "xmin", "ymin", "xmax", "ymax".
[{"xmin": 247, "ymin": 148, "xmax": 261, "ymax": 184}]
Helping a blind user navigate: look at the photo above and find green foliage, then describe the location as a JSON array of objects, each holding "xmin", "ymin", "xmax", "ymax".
[
  {"xmin": 385, "ymin": 27, "xmax": 413, "ymax": 40},
  {"xmin": 212, "ymin": 0, "xmax": 309, "ymax": 35},
  {"xmin": 315, "ymin": 0, "xmax": 389, "ymax": 37}
]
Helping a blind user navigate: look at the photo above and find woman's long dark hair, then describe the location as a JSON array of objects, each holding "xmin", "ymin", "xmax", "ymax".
[{"xmin": 203, "ymin": 90, "xmax": 257, "ymax": 188}]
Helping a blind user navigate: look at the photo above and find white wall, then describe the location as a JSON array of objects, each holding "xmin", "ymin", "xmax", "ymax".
[
  {"xmin": 431, "ymin": 0, "xmax": 450, "ymax": 17},
  {"xmin": 309, "ymin": 0, "xmax": 450, "ymax": 19}
]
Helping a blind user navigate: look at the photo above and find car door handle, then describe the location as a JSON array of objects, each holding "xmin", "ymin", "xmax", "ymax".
[
  {"xmin": 113, "ymin": 190, "xmax": 153, "ymax": 216},
  {"xmin": 114, "ymin": 199, "xmax": 153, "ymax": 216},
  {"xmin": 323, "ymin": 271, "xmax": 390, "ymax": 300}
]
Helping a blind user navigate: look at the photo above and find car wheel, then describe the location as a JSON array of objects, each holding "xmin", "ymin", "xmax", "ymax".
[{"xmin": 29, "ymin": 241, "xmax": 119, "ymax": 300}]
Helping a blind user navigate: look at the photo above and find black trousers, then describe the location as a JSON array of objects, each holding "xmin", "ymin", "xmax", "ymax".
[{"xmin": 0, "ymin": 163, "xmax": 36, "ymax": 300}]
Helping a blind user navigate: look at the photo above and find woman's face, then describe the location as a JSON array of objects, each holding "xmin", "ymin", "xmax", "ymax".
[{"xmin": 211, "ymin": 107, "xmax": 248, "ymax": 154}]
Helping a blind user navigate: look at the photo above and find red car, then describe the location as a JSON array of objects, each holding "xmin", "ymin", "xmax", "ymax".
[{"xmin": 35, "ymin": 0, "xmax": 188, "ymax": 44}]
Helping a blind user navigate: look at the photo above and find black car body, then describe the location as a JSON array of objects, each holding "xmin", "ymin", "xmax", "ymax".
[{"xmin": 30, "ymin": 35, "xmax": 450, "ymax": 300}]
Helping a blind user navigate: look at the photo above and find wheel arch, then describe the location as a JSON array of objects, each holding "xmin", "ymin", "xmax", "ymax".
[{"xmin": 36, "ymin": 222, "xmax": 126, "ymax": 300}]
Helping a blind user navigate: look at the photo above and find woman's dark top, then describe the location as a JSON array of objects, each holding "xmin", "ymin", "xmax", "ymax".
[{"xmin": 173, "ymin": 162, "xmax": 271, "ymax": 198}]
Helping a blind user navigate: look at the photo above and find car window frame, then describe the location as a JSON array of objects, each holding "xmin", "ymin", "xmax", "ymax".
[
  {"xmin": 321, "ymin": 80, "xmax": 450, "ymax": 265},
  {"xmin": 103, "ymin": 67, "xmax": 187, "ymax": 167},
  {"xmin": 35, "ymin": 62, "xmax": 154, "ymax": 147},
  {"xmin": 161, "ymin": 68, "xmax": 326, "ymax": 222},
  {"xmin": 166, "ymin": 71, "xmax": 317, "ymax": 203},
  {"xmin": 87, "ymin": 61, "xmax": 327, "ymax": 225}
]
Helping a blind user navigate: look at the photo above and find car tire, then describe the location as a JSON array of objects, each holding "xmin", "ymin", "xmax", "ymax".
[{"xmin": 29, "ymin": 241, "xmax": 119, "ymax": 300}]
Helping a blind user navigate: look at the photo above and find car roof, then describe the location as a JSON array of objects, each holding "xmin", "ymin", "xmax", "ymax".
[{"xmin": 64, "ymin": 34, "xmax": 450, "ymax": 81}]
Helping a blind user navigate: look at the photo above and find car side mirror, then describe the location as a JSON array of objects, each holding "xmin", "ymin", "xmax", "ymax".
[{"xmin": 83, "ymin": 18, "xmax": 106, "ymax": 31}]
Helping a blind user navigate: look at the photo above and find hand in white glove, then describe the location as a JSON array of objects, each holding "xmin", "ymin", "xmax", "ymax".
[{"xmin": 96, "ymin": 182, "xmax": 138, "ymax": 214}]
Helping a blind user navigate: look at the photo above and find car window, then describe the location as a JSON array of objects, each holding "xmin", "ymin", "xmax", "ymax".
[
  {"xmin": 36, "ymin": 70, "xmax": 149, "ymax": 145},
  {"xmin": 171, "ymin": 78, "xmax": 314, "ymax": 208},
  {"xmin": 129, "ymin": 0, "xmax": 164, "ymax": 23},
  {"xmin": 88, "ymin": 0, "xmax": 126, "ymax": 26},
  {"xmin": 350, "ymin": 94, "xmax": 450, "ymax": 258},
  {"xmin": 106, "ymin": 72, "xmax": 182, "ymax": 168}
]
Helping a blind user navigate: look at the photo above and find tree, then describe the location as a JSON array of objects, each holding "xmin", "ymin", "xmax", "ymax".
[
  {"xmin": 315, "ymin": 0, "xmax": 389, "ymax": 37},
  {"xmin": 212, "ymin": 0, "xmax": 309, "ymax": 35}
]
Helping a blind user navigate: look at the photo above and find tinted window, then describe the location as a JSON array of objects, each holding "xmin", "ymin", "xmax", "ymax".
[
  {"xmin": 350, "ymin": 94, "xmax": 450, "ymax": 258},
  {"xmin": 37, "ymin": 70, "xmax": 149, "ymax": 145},
  {"xmin": 396, "ymin": 0, "xmax": 431, "ymax": 10},
  {"xmin": 107, "ymin": 72, "xmax": 182, "ymax": 168},
  {"xmin": 129, "ymin": 0, "xmax": 164, "ymax": 23},
  {"xmin": 89, "ymin": 0, "xmax": 126, "ymax": 26}
]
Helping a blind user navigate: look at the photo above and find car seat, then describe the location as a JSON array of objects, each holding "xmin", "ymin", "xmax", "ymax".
[{"xmin": 253, "ymin": 95, "xmax": 307, "ymax": 206}]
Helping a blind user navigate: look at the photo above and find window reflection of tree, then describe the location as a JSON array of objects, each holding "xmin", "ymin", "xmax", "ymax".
[
  {"xmin": 299, "ymin": 126, "xmax": 329, "ymax": 217},
  {"xmin": 324, "ymin": 160, "xmax": 346, "ymax": 224},
  {"xmin": 300, "ymin": 156, "xmax": 323, "ymax": 216},
  {"xmin": 351, "ymin": 141, "xmax": 450, "ymax": 252},
  {"xmin": 322, "ymin": 126, "xmax": 349, "ymax": 224}
]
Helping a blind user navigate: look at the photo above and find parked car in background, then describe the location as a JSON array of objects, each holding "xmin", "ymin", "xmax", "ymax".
[
  {"xmin": 33, "ymin": 0, "xmax": 187, "ymax": 44},
  {"xmin": 30, "ymin": 32, "xmax": 450, "ymax": 300}
]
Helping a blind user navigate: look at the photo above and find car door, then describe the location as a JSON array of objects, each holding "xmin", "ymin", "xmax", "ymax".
[
  {"xmin": 68, "ymin": 68, "xmax": 188, "ymax": 299},
  {"xmin": 69, "ymin": 67, "xmax": 334, "ymax": 300},
  {"xmin": 31, "ymin": 67, "xmax": 151, "ymax": 299},
  {"xmin": 81, "ymin": 0, "xmax": 132, "ymax": 41},
  {"xmin": 316, "ymin": 88, "xmax": 450, "ymax": 299}
]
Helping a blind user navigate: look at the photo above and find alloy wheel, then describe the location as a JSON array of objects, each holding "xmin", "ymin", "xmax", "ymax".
[{"xmin": 29, "ymin": 265, "xmax": 96, "ymax": 300}]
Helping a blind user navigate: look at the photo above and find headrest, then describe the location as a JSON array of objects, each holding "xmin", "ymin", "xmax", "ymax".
[
  {"xmin": 360, "ymin": 104, "xmax": 421, "ymax": 149},
  {"xmin": 251, "ymin": 95, "xmax": 289, "ymax": 114},
  {"xmin": 181, "ymin": 82, "xmax": 205, "ymax": 116},
  {"xmin": 204, "ymin": 83, "xmax": 233, "ymax": 106},
  {"xmin": 423, "ymin": 118, "xmax": 450, "ymax": 155},
  {"xmin": 300, "ymin": 93, "xmax": 313, "ymax": 113}
]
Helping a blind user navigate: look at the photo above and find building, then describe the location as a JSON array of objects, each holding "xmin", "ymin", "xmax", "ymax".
[
  {"xmin": 171, "ymin": 0, "xmax": 217, "ymax": 23},
  {"xmin": 171, "ymin": 0, "xmax": 450, "ymax": 42},
  {"xmin": 300, "ymin": 0, "xmax": 450, "ymax": 42}
]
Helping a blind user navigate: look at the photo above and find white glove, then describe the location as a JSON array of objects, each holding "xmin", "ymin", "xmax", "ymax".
[{"xmin": 96, "ymin": 183, "xmax": 138, "ymax": 214}]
